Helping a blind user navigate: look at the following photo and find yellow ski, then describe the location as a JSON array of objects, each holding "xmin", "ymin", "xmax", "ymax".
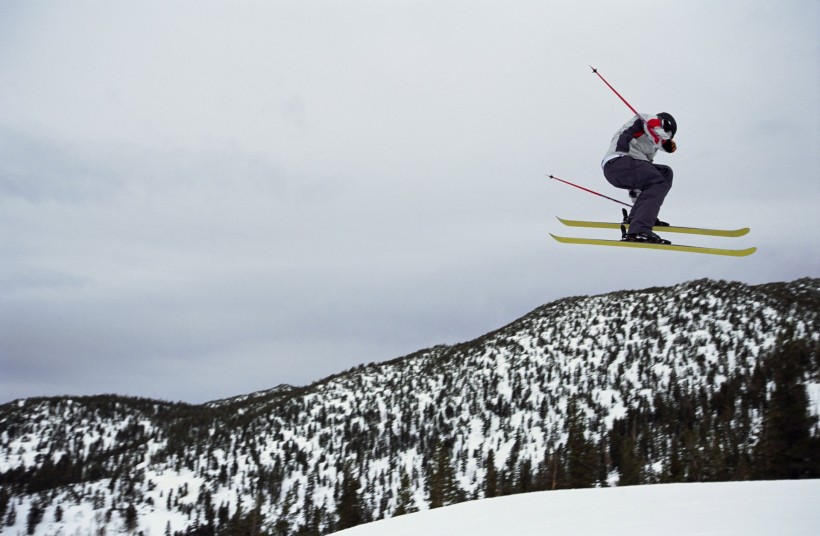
[
  {"xmin": 557, "ymin": 217, "xmax": 750, "ymax": 237},
  {"xmin": 549, "ymin": 234, "xmax": 757, "ymax": 257}
]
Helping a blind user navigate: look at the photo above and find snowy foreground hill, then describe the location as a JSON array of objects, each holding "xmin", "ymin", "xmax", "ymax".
[
  {"xmin": 1, "ymin": 277, "xmax": 818, "ymax": 535},
  {"xmin": 334, "ymin": 480, "xmax": 820, "ymax": 536}
]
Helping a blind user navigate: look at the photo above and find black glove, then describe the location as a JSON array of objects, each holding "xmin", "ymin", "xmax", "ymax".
[{"xmin": 662, "ymin": 139, "xmax": 677, "ymax": 153}]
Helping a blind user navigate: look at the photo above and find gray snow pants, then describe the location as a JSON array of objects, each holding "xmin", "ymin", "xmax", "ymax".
[{"xmin": 603, "ymin": 156, "xmax": 673, "ymax": 234}]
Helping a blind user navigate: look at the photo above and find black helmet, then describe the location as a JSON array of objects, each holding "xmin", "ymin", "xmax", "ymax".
[{"xmin": 657, "ymin": 112, "xmax": 677, "ymax": 138}]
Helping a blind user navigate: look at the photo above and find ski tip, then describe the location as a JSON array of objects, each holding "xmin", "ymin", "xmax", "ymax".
[{"xmin": 549, "ymin": 233, "xmax": 572, "ymax": 244}]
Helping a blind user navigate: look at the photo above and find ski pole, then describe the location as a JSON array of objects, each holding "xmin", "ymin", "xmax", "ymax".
[
  {"xmin": 548, "ymin": 174, "xmax": 633, "ymax": 207},
  {"xmin": 589, "ymin": 66, "xmax": 639, "ymax": 117}
]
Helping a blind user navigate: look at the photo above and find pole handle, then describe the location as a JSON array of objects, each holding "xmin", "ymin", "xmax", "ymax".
[{"xmin": 590, "ymin": 66, "xmax": 640, "ymax": 117}]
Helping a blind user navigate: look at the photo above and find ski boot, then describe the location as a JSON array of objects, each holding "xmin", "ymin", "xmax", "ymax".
[
  {"xmin": 621, "ymin": 231, "xmax": 671, "ymax": 245},
  {"xmin": 621, "ymin": 208, "xmax": 670, "ymax": 227}
]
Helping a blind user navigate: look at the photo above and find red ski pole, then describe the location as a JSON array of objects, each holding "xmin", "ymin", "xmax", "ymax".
[
  {"xmin": 589, "ymin": 66, "xmax": 640, "ymax": 117},
  {"xmin": 548, "ymin": 174, "xmax": 632, "ymax": 207}
]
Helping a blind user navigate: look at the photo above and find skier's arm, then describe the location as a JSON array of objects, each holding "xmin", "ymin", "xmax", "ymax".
[{"xmin": 644, "ymin": 117, "xmax": 671, "ymax": 145}]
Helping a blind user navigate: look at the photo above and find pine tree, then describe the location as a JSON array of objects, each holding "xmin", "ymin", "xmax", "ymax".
[
  {"xmin": 754, "ymin": 340, "xmax": 820, "ymax": 479},
  {"xmin": 664, "ymin": 438, "xmax": 684, "ymax": 483},
  {"xmin": 0, "ymin": 488, "xmax": 8, "ymax": 526},
  {"xmin": 565, "ymin": 398, "xmax": 599, "ymax": 488},
  {"xmin": 5, "ymin": 503, "xmax": 15, "ymax": 528},
  {"xmin": 617, "ymin": 435, "xmax": 642, "ymax": 486},
  {"xmin": 220, "ymin": 496, "xmax": 268, "ymax": 536},
  {"xmin": 26, "ymin": 502, "xmax": 44, "ymax": 535},
  {"xmin": 548, "ymin": 446, "xmax": 567, "ymax": 490},
  {"xmin": 516, "ymin": 457, "xmax": 533, "ymax": 493},
  {"xmin": 394, "ymin": 468, "xmax": 417, "ymax": 516},
  {"xmin": 427, "ymin": 444, "xmax": 447, "ymax": 508},
  {"xmin": 484, "ymin": 450, "xmax": 498, "ymax": 498},
  {"xmin": 426, "ymin": 442, "xmax": 462, "ymax": 508},
  {"xmin": 124, "ymin": 503, "xmax": 138, "ymax": 532},
  {"xmin": 337, "ymin": 464, "xmax": 364, "ymax": 530},
  {"xmin": 531, "ymin": 449, "xmax": 552, "ymax": 492}
]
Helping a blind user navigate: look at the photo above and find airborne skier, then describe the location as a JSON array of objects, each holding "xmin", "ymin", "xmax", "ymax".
[
  {"xmin": 548, "ymin": 67, "xmax": 755, "ymax": 256},
  {"xmin": 601, "ymin": 112, "xmax": 677, "ymax": 244}
]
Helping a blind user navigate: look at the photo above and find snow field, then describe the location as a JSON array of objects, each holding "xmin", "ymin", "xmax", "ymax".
[{"xmin": 333, "ymin": 479, "xmax": 820, "ymax": 536}]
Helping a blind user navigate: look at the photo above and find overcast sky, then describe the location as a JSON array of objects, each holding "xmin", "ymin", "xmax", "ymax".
[{"xmin": 1, "ymin": 1, "xmax": 818, "ymax": 404}]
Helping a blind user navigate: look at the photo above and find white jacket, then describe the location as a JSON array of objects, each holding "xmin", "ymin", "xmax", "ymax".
[{"xmin": 601, "ymin": 113, "xmax": 672, "ymax": 167}]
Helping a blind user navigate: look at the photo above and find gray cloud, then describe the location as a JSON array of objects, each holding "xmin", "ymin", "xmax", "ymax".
[{"xmin": 1, "ymin": 1, "xmax": 818, "ymax": 404}]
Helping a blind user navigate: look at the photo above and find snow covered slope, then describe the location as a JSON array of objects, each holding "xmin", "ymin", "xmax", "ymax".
[
  {"xmin": 333, "ymin": 480, "xmax": 820, "ymax": 536},
  {"xmin": 1, "ymin": 278, "xmax": 818, "ymax": 535}
]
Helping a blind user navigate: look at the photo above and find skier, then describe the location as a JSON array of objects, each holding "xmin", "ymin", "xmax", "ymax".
[{"xmin": 601, "ymin": 112, "xmax": 677, "ymax": 244}]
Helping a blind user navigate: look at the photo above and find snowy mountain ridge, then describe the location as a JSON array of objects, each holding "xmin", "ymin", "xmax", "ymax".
[{"xmin": 1, "ymin": 277, "xmax": 818, "ymax": 535}]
